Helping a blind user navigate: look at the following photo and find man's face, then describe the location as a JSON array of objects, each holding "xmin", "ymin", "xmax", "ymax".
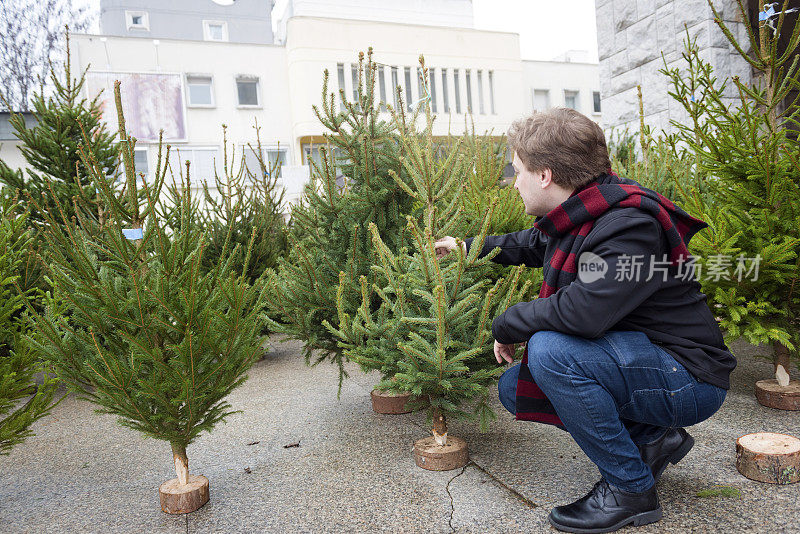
[{"xmin": 512, "ymin": 152, "xmax": 548, "ymax": 216}]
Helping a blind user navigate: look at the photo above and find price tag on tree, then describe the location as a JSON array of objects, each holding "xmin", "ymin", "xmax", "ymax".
[{"xmin": 122, "ymin": 228, "xmax": 144, "ymax": 240}]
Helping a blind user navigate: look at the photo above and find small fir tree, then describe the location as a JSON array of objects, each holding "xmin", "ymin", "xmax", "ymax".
[
  {"xmin": 449, "ymin": 125, "xmax": 541, "ymax": 301},
  {"xmin": 265, "ymin": 49, "xmax": 417, "ymax": 392},
  {"xmin": 198, "ymin": 122, "xmax": 288, "ymax": 285},
  {"xmin": 663, "ymin": 0, "xmax": 800, "ymax": 382},
  {"xmin": 328, "ymin": 63, "xmax": 530, "ymax": 443},
  {"xmin": 29, "ymin": 82, "xmax": 269, "ymax": 493},
  {"xmin": 453, "ymin": 127, "xmax": 535, "ymax": 237},
  {"xmin": 0, "ymin": 198, "xmax": 60, "ymax": 454}
]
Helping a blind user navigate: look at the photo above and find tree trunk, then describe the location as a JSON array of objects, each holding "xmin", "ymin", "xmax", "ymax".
[
  {"xmin": 736, "ymin": 432, "xmax": 800, "ymax": 484},
  {"xmin": 172, "ymin": 442, "xmax": 189, "ymax": 486},
  {"xmin": 773, "ymin": 341, "xmax": 792, "ymax": 386},
  {"xmin": 160, "ymin": 442, "xmax": 209, "ymax": 514},
  {"xmin": 432, "ymin": 407, "xmax": 448, "ymax": 447}
]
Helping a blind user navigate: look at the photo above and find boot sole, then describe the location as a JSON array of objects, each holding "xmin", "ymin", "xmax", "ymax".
[
  {"xmin": 653, "ymin": 432, "xmax": 695, "ymax": 483},
  {"xmin": 548, "ymin": 506, "xmax": 663, "ymax": 533}
]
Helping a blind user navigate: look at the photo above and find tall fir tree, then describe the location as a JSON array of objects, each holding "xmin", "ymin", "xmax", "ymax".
[
  {"xmin": 0, "ymin": 198, "xmax": 60, "ymax": 454},
  {"xmin": 328, "ymin": 61, "xmax": 531, "ymax": 446},
  {"xmin": 265, "ymin": 49, "xmax": 417, "ymax": 392},
  {"xmin": 28, "ymin": 81, "xmax": 269, "ymax": 504},
  {"xmin": 663, "ymin": 0, "xmax": 800, "ymax": 385},
  {"xmin": 0, "ymin": 29, "xmax": 118, "ymax": 227},
  {"xmin": 0, "ymin": 29, "xmax": 118, "ymax": 306}
]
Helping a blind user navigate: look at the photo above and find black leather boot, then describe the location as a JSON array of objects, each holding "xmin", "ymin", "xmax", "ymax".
[
  {"xmin": 638, "ymin": 428, "xmax": 694, "ymax": 484},
  {"xmin": 548, "ymin": 479, "xmax": 662, "ymax": 533}
]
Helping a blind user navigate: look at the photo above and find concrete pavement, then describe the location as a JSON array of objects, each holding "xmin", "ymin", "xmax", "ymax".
[{"xmin": 0, "ymin": 336, "xmax": 798, "ymax": 533}]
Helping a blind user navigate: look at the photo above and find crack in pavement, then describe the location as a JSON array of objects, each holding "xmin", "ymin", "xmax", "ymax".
[
  {"xmin": 470, "ymin": 459, "xmax": 537, "ymax": 509},
  {"xmin": 404, "ymin": 415, "xmax": 539, "ymax": 530},
  {"xmin": 446, "ymin": 464, "xmax": 469, "ymax": 533}
]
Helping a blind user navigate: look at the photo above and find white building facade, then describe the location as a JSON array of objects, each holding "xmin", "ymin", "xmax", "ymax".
[{"xmin": 2, "ymin": 0, "xmax": 603, "ymax": 204}]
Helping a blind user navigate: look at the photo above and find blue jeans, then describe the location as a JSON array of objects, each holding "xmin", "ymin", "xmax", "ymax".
[{"xmin": 497, "ymin": 330, "xmax": 727, "ymax": 493}]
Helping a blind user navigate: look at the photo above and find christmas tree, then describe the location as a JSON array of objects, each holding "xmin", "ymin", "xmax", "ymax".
[
  {"xmin": 265, "ymin": 49, "xmax": 416, "ymax": 392},
  {"xmin": 28, "ymin": 82, "xmax": 269, "ymax": 512},
  {"xmin": 662, "ymin": 1, "xmax": 800, "ymax": 396},
  {"xmin": 450, "ymin": 125, "xmax": 541, "ymax": 302},
  {"xmin": 0, "ymin": 29, "xmax": 118, "ymax": 228},
  {"xmin": 0, "ymin": 30, "xmax": 117, "ymax": 309},
  {"xmin": 328, "ymin": 62, "xmax": 530, "ymax": 468},
  {"xmin": 198, "ymin": 122, "xmax": 288, "ymax": 286},
  {"xmin": 0, "ymin": 198, "xmax": 59, "ymax": 454},
  {"xmin": 453, "ymin": 125, "xmax": 535, "ymax": 237}
]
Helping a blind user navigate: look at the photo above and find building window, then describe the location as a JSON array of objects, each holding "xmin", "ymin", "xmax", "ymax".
[
  {"xmin": 203, "ymin": 20, "xmax": 228, "ymax": 42},
  {"xmin": 267, "ymin": 148, "xmax": 287, "ymax": 168},
  {"xmin": 125, "ymin": 11, "xmax": 149, "ymax": 31},
  {"xmin": 302, "ymin": 145, "xmax": 344, "ymax": 168},
  {"xmin": 236, "ymin": 76, "xmax": 260, "ymax": 107},
  {"xmin": 417, "ymin": 67, "xmax": 426, "ymax": 110},
  {"xmin": 351, "ymin": 64, "xmax": 359, "ymax": 103},
  {"xmin": 453, "ymin": 69, "xmax": 461, "ymax": 114},
  {"xmin": 429, "ymin": 67, "xmax": 438, "ymax": 113},
  {"xmin": 564, "ymin": 90, "xmax": 579, "ymax": 110},
  {"xmin": 124, "ymin": 148, "xmax": 149, "ymax": 182},
  {"xmin": 533, "ymin": 89, "xmax": 549, "ymax": 111},
  {"xmin": 378, "ymin": 67, "xmax": 388, "ymax": 112},
  {"xmin": 303, "ymin": 145, "xmax": 322, "ymax": 168},
  {"xmin": 186, "ymin": 75, "xmax": 214, "ymax": 107},
  {"xmin": 244, "ymin": 146, "xmax": 288, "ymax": 178},
  {"xmin": 593, "ymin": 91, "xmax": 602, "ymax": 113},
  {"xmin": 391, "ymin": 67, "xmax": 400, "ymax": 111},
  {"xmin": 477, "ymin": 70, "xmax": 485, "ymax": 115},
  {"xmin": 488, "ymin": 71, "xmax": 496, "ymax": 114},
  {"xmin": 404, "ymin": 67, "xmax": 412, "ymax": 111},
  {"xmin": 441, "ymin": 68, "xmax": 450, "ymax": 113},
  {"xmin": 465, "ymin": 70, "xmax": 473, "ymax": 114},
  {"xmin": 177, "ymin": 147, "xmax": 219, "ymax": 184},
  {"xmin": 336, "ymin": 63, "xmax": 346, "ymax": 110}
]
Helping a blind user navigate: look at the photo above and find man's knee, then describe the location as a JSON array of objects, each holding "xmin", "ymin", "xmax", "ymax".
[
  {"xmin": 497, "ymin": 364, "xmax": 519, "ymax": 415},
  {"xmin": 527, "ymin": 330, "xmax": 577, "ymax": 383}
]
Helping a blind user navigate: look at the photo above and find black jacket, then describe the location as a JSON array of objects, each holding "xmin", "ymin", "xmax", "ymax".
[{"xmin": 466, "ymin": 206, "xmax": 737, "ymax": 389}]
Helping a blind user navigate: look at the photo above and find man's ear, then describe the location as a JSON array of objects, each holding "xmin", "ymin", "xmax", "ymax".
[{"xmin": 539, "ymin": 168, "xmax": 553, "ymax": 188}]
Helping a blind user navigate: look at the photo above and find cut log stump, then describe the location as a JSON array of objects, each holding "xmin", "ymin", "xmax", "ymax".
[
  {"xmin": 370, "ymin": 389, "xmax": 413, "ymax": 414},
  {"xmin": 413, "ymin": 435, "xmax": 469, "ymax": 471},
  {"xmin": 755, "ymin": 379, "xmax": 800, "ymax": 410},
  {"xmin": 159, "ymin": 474, "xmax": 210, "ymax": 514},
  {"xmin": 736, "ymin": 433, "xmax": 800, "ymax": 485}
]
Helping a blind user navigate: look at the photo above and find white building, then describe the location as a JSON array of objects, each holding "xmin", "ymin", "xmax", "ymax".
[
  {"xmin": 2, "ymin": 0, "xmax": 603, "ymax": 204},
  {"xmin": 524, "ymin": 53, "xmax": 602, "ymax": 119}
]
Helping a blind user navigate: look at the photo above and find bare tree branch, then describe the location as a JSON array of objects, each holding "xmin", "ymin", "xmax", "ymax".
[{"xmin": 0, "ymin": 0, "xmax": 93, "ymax": 112}]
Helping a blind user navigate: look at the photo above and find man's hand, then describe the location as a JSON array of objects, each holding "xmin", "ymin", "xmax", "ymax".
[
  {"xmin": 494, "ymin": 340, "xmax": 516, "ymax": 364},
  {"xmin": 434, "ymin": 236, "xmax": 466, "ymax": 259}
]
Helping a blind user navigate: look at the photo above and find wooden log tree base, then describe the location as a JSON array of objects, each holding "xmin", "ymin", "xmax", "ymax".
[
  {"xmin": 413, "ymin": 435, "xmax": 469, "ymax": 471},
  {"xmin": 159, "ymin": 475, "xmax": 210, "ymax": 514},
  {"xmin": 755, "ymin": 379, "xmax": 800, "ymax": 410},
  {"xmin": 736, "ymin": 432, "xmax": 800, "ymax": 485},
  {"xmin": 370, "ymin": 389, "xmax": 413, "ymax": 414}
]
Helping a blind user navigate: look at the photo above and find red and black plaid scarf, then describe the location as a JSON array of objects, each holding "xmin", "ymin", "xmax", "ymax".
[{"xmin": 515, "ymin": 172, "xmax": 708, "ymax": 427}]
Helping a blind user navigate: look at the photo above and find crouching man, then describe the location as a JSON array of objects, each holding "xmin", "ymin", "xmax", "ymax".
[{"xmin": 435, "ymin": 108, "xmax": 735, "ymax": 533}]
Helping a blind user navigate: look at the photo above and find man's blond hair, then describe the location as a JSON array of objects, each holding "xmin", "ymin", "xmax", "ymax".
[{"xmin": 507, "ymin": 108, "xmax": 611, "ymax": 190}]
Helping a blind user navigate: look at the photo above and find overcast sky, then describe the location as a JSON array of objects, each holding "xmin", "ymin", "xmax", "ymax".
[
  {"xmin": 270, "ymin": 0, "xmax": 599, "ymax": 62},
  {"xmin": 468, "ymin": 0, "xmax": 598, "ymax": 62}
]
